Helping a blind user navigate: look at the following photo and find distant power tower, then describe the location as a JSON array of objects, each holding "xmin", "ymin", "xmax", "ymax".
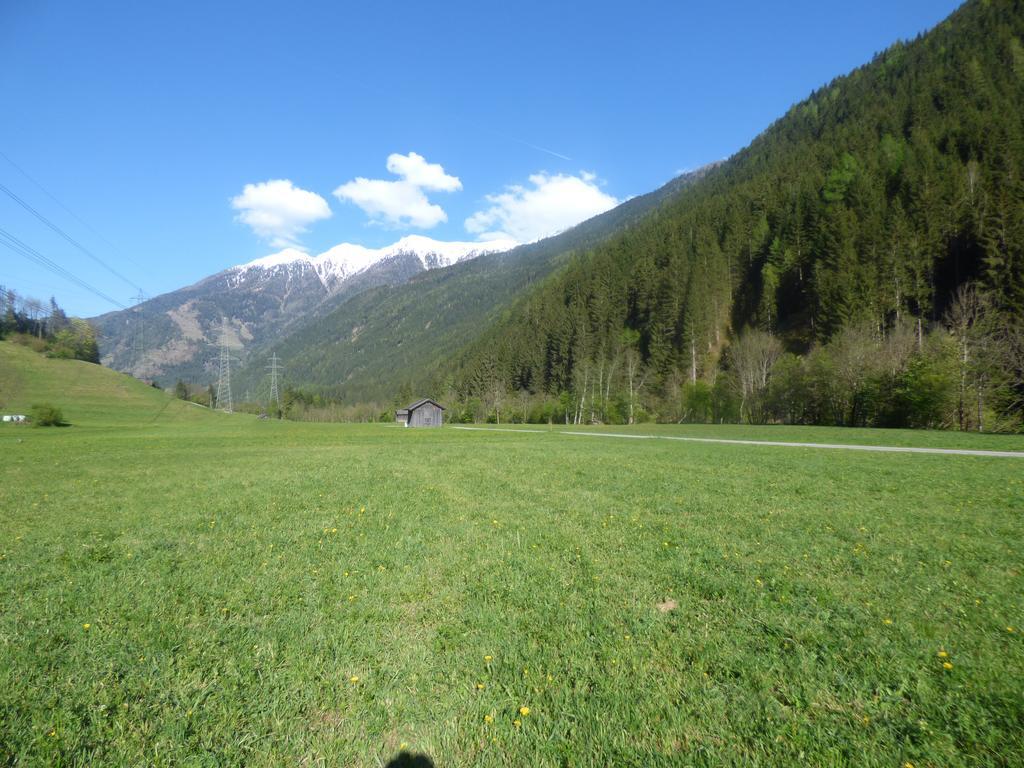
[
  {"xmin": 214, "ymin": 324, "xmax": 234, "ymax": 413},
  {"xmin": 267, "ymin": 353, "xmax": 283, "ymax": 409},
  {"xmin": 130, "ymin": 290, "xmax": 147, "ymax": 374}
]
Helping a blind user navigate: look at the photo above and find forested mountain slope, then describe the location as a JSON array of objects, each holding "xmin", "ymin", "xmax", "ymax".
[
  {"xmin": 235, "ymin": 166, "xmax": 714, "ymax": 401},
  {"xmin": 447, "ymin": 0, "xmax": 1024, "ymax": 429}
]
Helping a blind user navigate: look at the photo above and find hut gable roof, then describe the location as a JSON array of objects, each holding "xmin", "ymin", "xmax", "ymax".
[{"xmin": 406, "ymin": 398, "xmax": 445, "ymax": 412}]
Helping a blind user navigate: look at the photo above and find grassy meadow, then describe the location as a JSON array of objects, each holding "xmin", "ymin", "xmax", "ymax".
[{"xmin": 1, "ymin": 342, "xmax": 1023, "ymax": 766}]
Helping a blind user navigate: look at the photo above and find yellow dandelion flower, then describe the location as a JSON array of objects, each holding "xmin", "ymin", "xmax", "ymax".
[
  {"xmin": 513, "ymin": 719, "xmax": 522, "ymax": 728},
  {"xmin": 476, "ymin": 683, "xmax": 485, "ymax": 690},
  {"xmin": 350, "ymin": 675, "xmax": 360, "ymax": 683},
  {"xmin": 883, "ymin": 618, "xmax": 893, "ymax": 625},
  {"xmin": 484, "ymin": 655, "xmax": 493, "ymax": 662},
  {"xmin": 942, "ymin": 662, "xmax": 953, "ymax": 670},
  {"xmin": 937, "ymin": 650, "xmax": 948, "ymax": 658},
  {"xmin": 1008, "ymin": 627, "xmax": 1016, "ymax": 633},
  {"xmin": 399, "ymin": 742, "xmax": 408, "ymax": 750},
  {"xmin": 484, "ymin": 714, "xmax": 494, "ymax": 724},
  {"xmin": 519, "ymin": 706, "xmax": 530, "ymax": 716},
  {"xmin": 82, "ymin": 623, "xmax": 91, "ymax": 631},
  {"xmin": 904, "ymin": 763, "xmax": 915, "ymax": 768}
]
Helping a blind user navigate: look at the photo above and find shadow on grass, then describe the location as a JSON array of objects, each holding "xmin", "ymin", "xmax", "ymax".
[{"xmin": 385, "ymin": 752, "xmax": 434, "ymax": 768}]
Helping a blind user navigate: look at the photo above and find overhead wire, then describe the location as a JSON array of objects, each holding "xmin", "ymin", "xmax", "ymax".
[
  {"xmin": 0, "ymin": 150, "xmax": 147, "ymax": 275},
  {"xmin": 0, "ymin": 179, "xmax": 144, "ymax": 293},
  {"xmin": 0, "ymin": 225, "xmax": 127, "ymax": 309}
]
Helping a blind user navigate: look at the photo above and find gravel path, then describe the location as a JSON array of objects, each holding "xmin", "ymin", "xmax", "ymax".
[{"xmin": 452, "ymin": 426, "xmax": 1024, "ymax": 458}]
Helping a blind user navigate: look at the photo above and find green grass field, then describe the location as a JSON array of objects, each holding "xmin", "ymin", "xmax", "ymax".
[{"xmin": 2, "ymin": 341, "xmax": 1023, "ymax": 766}]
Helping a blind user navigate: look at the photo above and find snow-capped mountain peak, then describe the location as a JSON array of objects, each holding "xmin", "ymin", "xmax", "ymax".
[{"xmin": 233, "ymin": 235, "xmax": 518, "ymax": 290}]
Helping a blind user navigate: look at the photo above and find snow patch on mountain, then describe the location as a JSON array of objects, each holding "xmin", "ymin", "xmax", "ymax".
[{"xmin": 233, "ymin": 235, "xmax": 518, "ymax": 290}]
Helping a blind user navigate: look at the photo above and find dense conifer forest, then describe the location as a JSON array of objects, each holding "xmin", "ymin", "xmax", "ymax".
[{"xmin": 442, "ymin": 0, "xmax": 1024, "ymax": 431}]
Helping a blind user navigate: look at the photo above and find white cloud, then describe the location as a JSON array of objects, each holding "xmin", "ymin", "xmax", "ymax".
[
  {"xmin": 333, "ymin": 152, "xmax": 462, "ymax": 229},
  {"xmin": 465, "ymin": 171, "xmax": 618, "ymax": 243},
  {"xmin": 385, "ymin": 152, "xmax": 462, "ymax": 191},
  {"xmin": 333, "ymin": 178, "xmax": 447, "ymax": 229},
  {"xmin": 231, "ymin": 180, "xmax": 332, "ymax": 249}
]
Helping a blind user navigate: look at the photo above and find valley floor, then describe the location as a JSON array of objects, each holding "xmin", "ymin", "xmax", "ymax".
[{"xmin": 1, "ymin": 418, "xmax": 1022, "ymax": 766}]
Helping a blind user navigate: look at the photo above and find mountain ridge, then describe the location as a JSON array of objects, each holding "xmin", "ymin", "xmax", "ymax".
[
  {"xmin": 232, "ymin": 234, "xmax": 520, "ymax": 290},
  {"xmin": 233, "ymin": 165, "xmax": 718, "ymax": 401},
  {"xmin": 91, "ymin": 235, "xmax": 518, "ymax": 384}
]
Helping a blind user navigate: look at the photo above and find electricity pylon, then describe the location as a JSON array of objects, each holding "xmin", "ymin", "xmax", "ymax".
[
  {"xmin": 130, "ymin": 290, "xmax": 147, "ymax": 374},
  {"xmin": 214, "ymin": 323, "xmax": 234, "ymax": 413},
  {"xmin": 267, "ymin": 353, "xmax": 283, "ymax": 409}
]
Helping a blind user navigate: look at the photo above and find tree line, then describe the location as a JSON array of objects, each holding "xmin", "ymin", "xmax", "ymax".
[{"xmin": 0, "ymin": 286, "xmax": 100, "ymax": 363}]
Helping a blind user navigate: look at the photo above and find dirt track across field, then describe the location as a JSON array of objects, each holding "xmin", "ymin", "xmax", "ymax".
[{"xmin": 451, "ymin": 426, "xmax": 1024, "ymax": 458}]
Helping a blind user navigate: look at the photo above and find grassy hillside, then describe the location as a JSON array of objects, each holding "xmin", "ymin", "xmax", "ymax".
[
  {"xmin": 1, "ymin": 418, "xmax": 1021, "ymax": 765},
  {"xmin": 0, "ymin": 341, "xmax": 213, "ymax": 428}
]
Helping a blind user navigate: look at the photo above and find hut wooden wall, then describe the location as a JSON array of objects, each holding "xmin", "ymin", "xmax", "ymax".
[{"xmin": 408, "ymin": 403, "xmax": 443, "ymax": 427}]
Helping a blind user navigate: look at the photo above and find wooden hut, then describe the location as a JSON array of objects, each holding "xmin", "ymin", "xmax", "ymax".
[
  {"xmin": 399, "ymin": 398, "xmax": 445, "ymax": 427},
  {"xmin": 395, "ymin": 408, "xmax": 409, "ymax": 424}
]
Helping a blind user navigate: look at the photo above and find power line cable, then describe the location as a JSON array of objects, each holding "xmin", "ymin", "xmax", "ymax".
[
  {"xmin": 0, "ymin": 180, "xmax": 144, "ymax": 293},
  {"xmin": 0, "ymin": 229, "xmax": 127, "ymax": 309},
  {"xmin": 0, "ymin": 149, "xmax": 149, "ymax": 277},
  {"xmin": 0, "ymin": 226, "xmax": 127, "ymax": 309}
]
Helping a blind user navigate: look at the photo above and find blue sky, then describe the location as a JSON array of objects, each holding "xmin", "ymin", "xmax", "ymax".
[{"xmin": 1, "ymin": 0, "xmax": 962, "ymax": 317}]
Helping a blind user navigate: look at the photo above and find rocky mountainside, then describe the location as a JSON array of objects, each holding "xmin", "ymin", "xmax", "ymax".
[{"xmin": 92, "ymin": 236, "xmax": 515, "ymax": 384}]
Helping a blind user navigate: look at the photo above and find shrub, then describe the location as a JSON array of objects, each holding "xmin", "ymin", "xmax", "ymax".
[
  {"xmin": 45, "ymin": 320, "xmax": 100, "ymax": 363},
  {"xmin": 30, "ymin": 403, "xmax": 65, "ymax": 427},
  {"xmin": 11, "ymin": 333, "xmax": 48, "ymax": 353}
]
